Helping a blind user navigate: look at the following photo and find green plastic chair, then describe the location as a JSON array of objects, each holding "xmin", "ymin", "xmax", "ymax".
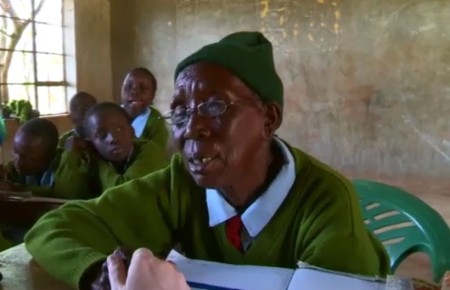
[{"xmin": 353, "ymin": 179, "xmax": 450, "ymax": 282}]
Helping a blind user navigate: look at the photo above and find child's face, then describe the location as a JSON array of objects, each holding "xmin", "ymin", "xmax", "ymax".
[
  {"xmin": 121, "ymin": 71, "xmax": 155, "ymax": 119},
  {"xmin": 13, "ymin": 132, "xmax": 52, "ymax": 175},
  {"xmin": 69, "ymin": 100, "xmax": 96, "ymax": 138},
  {"xmin": 87, "ymin": 111, "xmax": 135, "ymax": 163}
]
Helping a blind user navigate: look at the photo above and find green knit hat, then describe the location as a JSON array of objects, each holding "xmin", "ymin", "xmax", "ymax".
[{"xmin": 174, "ymin": 31, "xmax": 284, "ymax": 109}]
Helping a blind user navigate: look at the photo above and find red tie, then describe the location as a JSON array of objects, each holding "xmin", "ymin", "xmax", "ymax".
[{"xmin": 226, "ymin": 215, "xmax": 243, "ymax": 251}]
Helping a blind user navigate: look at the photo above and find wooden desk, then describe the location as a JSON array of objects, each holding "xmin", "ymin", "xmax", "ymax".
[
  {"xmin": 0, "ymin": 244, "xmax": 72, "ymax": 290},
  {"xmin": 0, "ymin": 197, "xmax": 65, "ymax": 228}
]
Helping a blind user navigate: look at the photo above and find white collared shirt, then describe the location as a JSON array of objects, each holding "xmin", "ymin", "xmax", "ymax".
[
  {"xmin": 131, "ymin": 107, "xmax": 151, "ymax": 138},
  {"xmin": 206, "ymin": 138, "xmax": 296, "ymax": 240}
]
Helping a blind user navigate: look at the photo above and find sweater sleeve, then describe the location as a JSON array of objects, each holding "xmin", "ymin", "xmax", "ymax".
[
  {"xmin": 52, "ymin": 150, "xmax": 100, "ymax": 199},
  {"xmin": 149, "ymin": 118, "xmax": 169, "ymax": 150},
  {"xmin": 98, "ymin": 141, "xmax": 169, "ymax": 190},
  {"xmin": 24, "ymin": 165, "xmax": 178, "ymax": 289},
  {"xmin": 0, "ymin": 232, "xmax": 13, "ymax": 251},
  {"xmin": 296, "ymin": 175, "xmax": 391, "ymax": 276},
  {"xmin": 142, "ymin": 107, "xmax": 170, "ymax": 149},
  {"xmin": 58, "ymin": 130, "xmax": 75, "ymax": 148}
]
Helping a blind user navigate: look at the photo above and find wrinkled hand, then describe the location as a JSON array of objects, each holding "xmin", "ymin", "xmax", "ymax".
[
  {"xmin": 108, "ymin": 248, "xmax": 189, "ymax": 290},
  {"xmin": 90, "ymin": 247, "xmax": 133, "ymax": 290}
]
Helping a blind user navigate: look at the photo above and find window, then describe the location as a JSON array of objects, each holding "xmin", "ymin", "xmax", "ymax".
[{"xmin": 0, "ymin": 0, "xmax": 67, "ymax": 115}]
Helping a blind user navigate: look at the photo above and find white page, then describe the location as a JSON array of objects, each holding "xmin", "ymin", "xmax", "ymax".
[
  {"xmin": 167, "ymin": 250, "xmax": 294, "ymax": 290},
  {"xmin": 287, "ymin": 268, "xmax": 385, "ymax": 290}
]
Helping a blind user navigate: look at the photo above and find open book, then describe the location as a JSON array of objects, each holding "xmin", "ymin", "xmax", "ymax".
[{"xmin": 166, "ymin": 251, "xmax": 387, "ymax": 290}]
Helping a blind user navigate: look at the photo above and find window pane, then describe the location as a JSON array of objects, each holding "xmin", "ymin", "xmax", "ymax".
[
  {"xmin": 35, "ymin": 0, "xmax": 62, "ymax": 25},
  {"xmin": 9, "ymin": 0, "xmax": 32, "ymax": 20},
  {"xmin": 36, "ymin": 23, "xmax": 63, "ymax": 54},
  {"xmin": 7, "ymin": 52, "xmax": 35, "ymax": 84},
  {"xmin": 1, "ymin": 0, "xmax": 66, "ymax": 116},
  {"xmin": 6, "ymin": 85, "xmax": 36, "ymax": 108},
  {"xmin": 37, "ymin": 86, "xmax": 66, "ymax": 115},
  {"xmin": 14, "ymin": 24, "xmax": 34, "ymax": 52},
  {"xmin": 0, "ymin": 15, "xmax": 17, "ymax": 41},
  {"xmin": 36, "ymin": 53, "xmax": 64, "ymax": 82}
]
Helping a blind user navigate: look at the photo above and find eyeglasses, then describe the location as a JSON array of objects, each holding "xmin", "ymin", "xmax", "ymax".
[{"xmin": 160, "ymin": 99, "xmax": 256, "ymax": 126}]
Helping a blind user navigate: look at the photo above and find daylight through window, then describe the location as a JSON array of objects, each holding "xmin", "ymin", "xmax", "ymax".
[{"xmin": 0, "ymin": 0, "xmax": 67, "ymax": 115}]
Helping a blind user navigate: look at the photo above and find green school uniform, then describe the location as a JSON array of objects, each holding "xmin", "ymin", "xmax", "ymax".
[
  {"xmin": 138, "ymin": 106, "xmax": 169, "ymax": 149},
  {"xmin": 5, "ymin": 148, "xmax": 98, "ymax": 199},
  {"xmin": 0, "ymin": 232, "xmax": 12, "ymax": 252},
  {"xmin": 58, "ymin": 129, "xmax": 76, "ymax": 148},
  {"xmin": 25, "ymin": 143, "xmax": 390, "ymax": 289},
  {"xmin": 94, "ymin": 140, "xmax": 169, "ymax": 191}
]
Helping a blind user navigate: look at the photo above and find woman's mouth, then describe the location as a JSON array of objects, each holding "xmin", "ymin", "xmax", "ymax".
[{"xmin": 188, "ymin": 156, "xmax": 216, "ymax": 174}]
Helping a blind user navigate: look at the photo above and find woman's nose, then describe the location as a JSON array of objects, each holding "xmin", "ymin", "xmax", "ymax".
[{"xmin": 183, "ymin": 112, "xmax": 211, "ymax": 140}]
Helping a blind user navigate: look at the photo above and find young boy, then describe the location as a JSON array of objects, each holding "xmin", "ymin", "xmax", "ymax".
[
  {"xmin": 84, "ymin": 102, "xmax": 169, "ymax": 191},
  {"xmin": 0, "ymin": 118, "xmax": 98, "ymax": 199},
  {"xmin": 59, "ymin": 91, "xmax": 97, "ymax": 148},
  {"xmin": 121, "ymin": 67, "xmax": 169, "ymax": 149}
]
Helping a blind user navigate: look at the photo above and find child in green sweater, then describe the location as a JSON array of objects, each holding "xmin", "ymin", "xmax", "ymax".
[
  {"xmin": 121, "ymin": 67, "xmax": 169, "ymax": 149},
  {"xmin": 0, "ymin": 118, "xmax": 98, "ymax": 199},
  {"xmin": 0, "ymin": 118, "xmax": 99, "ymax": 246},
  {"xmin": 59, "ymin": 91, "xmax": 97, "ymax": 149},
  {"xmin": 83, "ymin": 102, "xmax": 169, "ymax": 191}
]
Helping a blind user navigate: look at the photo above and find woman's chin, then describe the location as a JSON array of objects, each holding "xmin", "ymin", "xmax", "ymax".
[{"xmin": 190, "ymin": 172, "xmax": 222, "ymax": 189}]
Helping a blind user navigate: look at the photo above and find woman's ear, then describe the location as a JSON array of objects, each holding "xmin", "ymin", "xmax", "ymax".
[{"xmin": 263, "ymin": 102, "xmax": 282, "ymax": 139}]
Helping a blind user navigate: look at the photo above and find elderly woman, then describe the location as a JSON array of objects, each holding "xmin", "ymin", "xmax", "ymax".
[{"xmin": 25, "ymin": 31, "xmax": 390, "ymax": 289}]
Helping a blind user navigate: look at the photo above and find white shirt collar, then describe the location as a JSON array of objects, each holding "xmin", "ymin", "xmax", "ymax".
[
  {"xmin": 206, "ymin": 138, "xmax": 296, "ymax": 237},
  {"xmin": 131, "ymin": 107, "xmax": 151, "ymax": 138}
]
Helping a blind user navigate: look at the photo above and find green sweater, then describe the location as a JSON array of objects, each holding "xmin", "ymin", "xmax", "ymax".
[
  {"xmin": 25, "ymin": 144, "xmax": 390, "ymax": 289},
  {"xmin": 0, "ymin": 232, "xmax": 12, "ymax": 252},
  {"xmin": 94, "ymin": 140, "xmax": 169, "ymax": 191},
  {"xmin": 5, "ymin": 148, "xmax": 98, "ymax": 199},
  {"xmin": 58, "ymin": 130, "xmax": 76, "ymax": 148},
  {"xmin": 138, "ymin": 106, "xmax": 170, "ymax": 150}
]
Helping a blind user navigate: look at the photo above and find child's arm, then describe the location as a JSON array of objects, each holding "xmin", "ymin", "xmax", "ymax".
[
  {"xmin": 97, "ymin": 142, "xmax": 169, "ymax": 191},
  {"xmin": 149, "ymin": 119, "xmax": 169, "ymax": 150}
]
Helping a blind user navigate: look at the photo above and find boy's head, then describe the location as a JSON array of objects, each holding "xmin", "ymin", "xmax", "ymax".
[
  {"xmin": 69, "ymin": 92, "xmax": 97, "ymax": 138},
  {"xmin": 13, "ymin": 119, "xmax": 59, "ymax": 175},
  {"xmin": 121, "ymin": 67, "xmax": 157, "ymax": 119},
  {"xmin": 84, "ymin": 102, "xmax": 135, "ymax": 163}
]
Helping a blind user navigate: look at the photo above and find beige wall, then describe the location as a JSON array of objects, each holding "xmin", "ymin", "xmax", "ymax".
[
  {"xmin": 109, "ymin": 0, "xmax": 450, "ymax": 178},
  {"xmin": 72, "ymin": 0, "xmax": 113, "ymax": 102}
]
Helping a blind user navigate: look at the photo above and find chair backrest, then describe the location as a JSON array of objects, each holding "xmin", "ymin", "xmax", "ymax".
[{"xmin": 353, "ymin": 179, "xmax": 450, "ymax": 282}]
